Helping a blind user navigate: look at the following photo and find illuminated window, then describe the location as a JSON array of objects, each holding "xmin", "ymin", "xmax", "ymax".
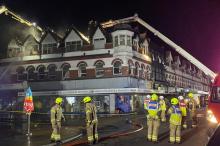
[
  {"xmin": 113, "ymin": 61, "xmax": 122, "ymax": 75},
  {"xmin": 78, "ymin": 63, "xmax": 87, "ymax": 77},
  {"xmin": 95, "ymin": 61, "xmax": 104, "ymax": 77},
  {"xmin": 65, "ymin": 41, "xmax": 82, "ymax": 52},
  {"xmin": 42, "ymin": 43, "xmax": 57, "ymax": 54}
]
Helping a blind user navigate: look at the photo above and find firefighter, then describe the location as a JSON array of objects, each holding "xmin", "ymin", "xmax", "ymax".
[
  {"xmin": 187, "ymin": 92, "xmax": 197, "ymax": 128},
  {"xmin": 178, "ymin": 95, "xmax": 187, "ymax": 129},
  {"xmin": 146, "ymin": 93, "xmax": 161, "ymax": 143},
  {"xmin": 50, "ymin": 97, "xmax": 65, "ymax": 143},
  {"xmin": 168, "ymin": 98, "xmax": 182, "ymax": 144},
  {"xmin": 144, "ymin": 94, "xmax": 151, "ymax": 110},
  {"xmin": 83, "ymin": 96, "xmax": 98, "ymax": 145},
  {"xmin": 159, "ymin": 96, "xmax": 166, "ymax": 122}
]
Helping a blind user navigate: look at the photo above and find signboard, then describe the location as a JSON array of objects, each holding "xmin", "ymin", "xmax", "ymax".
[{"xmin": 23, "ymin": 87, "xmax": 34, "ymax": 113}]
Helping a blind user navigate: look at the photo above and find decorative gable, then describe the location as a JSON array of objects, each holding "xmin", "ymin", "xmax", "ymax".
[
  {"xmin": 65, "ymin": 30, "xmax": 82, "ymax": 42},
  {"xmin": 93, "ymin": 27, "xmax": 106, "ymax": 49},
  {"xmin": 41, "ymin": 33, "xmax": 57, "ymax": 44}
]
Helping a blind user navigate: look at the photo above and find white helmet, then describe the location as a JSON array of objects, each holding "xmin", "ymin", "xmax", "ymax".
[
  {"xmin": 178, "ymin": 96, "xmax": 184, "ymax": 100},
  {"xmin": 159, "ymin": 96, "xmax": 164, "ymax": 100},
  {"xmin": 146, "ymin": 95, "xmax": 151, "ymax": 99}
]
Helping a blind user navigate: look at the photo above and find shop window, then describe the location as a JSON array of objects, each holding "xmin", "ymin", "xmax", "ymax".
[{"xmin": 113, "ymin": 61, "xmax": 122, "ymax": 75}]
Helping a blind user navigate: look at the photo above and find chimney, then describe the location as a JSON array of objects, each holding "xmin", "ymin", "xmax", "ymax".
[{"xmin": 88, "ymin": 20, "xmax": 97, "ymax": 44}]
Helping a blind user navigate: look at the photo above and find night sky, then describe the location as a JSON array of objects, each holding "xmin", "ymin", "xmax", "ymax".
[{"xmin": 0, "ymin": 0, "xmax": 220, "ymax": 72}]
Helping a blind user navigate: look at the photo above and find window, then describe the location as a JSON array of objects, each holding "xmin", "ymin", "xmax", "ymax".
[
  {"xmin": 127, "ymin": 35, "xmax": 132, "ymax": 46},
  {"xmin": 27, "ymin": 66, "xmax": 35, "ymax": 80},
  {"xmin": 62, "ymin": 64, "xmax": 71, "ymax": 80},
  {"xmin": 65, "ymin": 41, "xmax": 81, "ymax": 52},
  {"xmin": 134, "ymin": 64, "xmax": 139, "ymax": 76},
  {"xmin": 16, "ymin": 67, "xmax": 25, "ymax": 81},
  {"xmin": 94, "ymin": 38, "xmax": 105, "ymax": 41},
  {"xmin": 211, "ymin": 87, "xmax": 220, "ymax": 103},
  {"xmin": 120, "ymin": 35, "xmax": 125, "ymax": 45},
  {"xmin": 42, "ymin": 43, "xmax": 57, "ymax": 54},
  {"xmin": 114, "ymin": 36, "xmax": 119, "ymax": 47},
  {"xmin": 128, "ymin": 63, "xmax": 133, "ymax": 75},
  {"xmin": 38, "ymin": 66, "xmax": 46, "ymax": 80},
  {"xmin": 141, "ymin": 66, "xmax": 145, "ymax": 78},
  {"xmin": 95, "ymin": 61, "xmax": 104, "ymax": 77},
  {"xmin": 113, "ymin": 61, "xmax": 122, "ymax": 75},
  {"xmin": 78, "ymin": 63, "xmax": 87, "ymax": 77},
  {"xmin": 48, "ymin": 64, "xmax": 57, "ymax": 80}
]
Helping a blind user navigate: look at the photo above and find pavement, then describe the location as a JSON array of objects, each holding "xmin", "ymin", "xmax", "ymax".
[{"xmin": 0, "ymin": 114, "xmax": 137, "ymax": 146}]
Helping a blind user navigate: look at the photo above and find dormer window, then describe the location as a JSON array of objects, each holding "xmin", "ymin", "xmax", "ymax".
[
  {"xmin": 66, "ymin": 41, "xmax": 81, "ymax": 52},
  {"xmin": 114, "ymin": 36, "xmax": 119, "ymax": 47},
  {"xmin": 120, "ymin": 35, "xmax": 125, "ymax": 45},
  {"xmin": 127, "ymin": 35, "xmax": 132, "ymax": 46},
  {"xmin": 42, "ymin": 43, "xmax": 57, "ymax": 54}
]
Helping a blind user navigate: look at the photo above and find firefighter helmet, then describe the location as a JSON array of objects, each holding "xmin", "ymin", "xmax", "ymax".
[
  {"xmin": 146, "ymin": 95, "xmax": 151, "ymax": 99},
  {"xmin": 178, "ymin": 96, "xmax": 184, "ymax": 100},
  {"xmin": 151, "ymin": 94, "xmax": 158, "ymax": 101},
  {"xmin": 55, "ymin": 97, "xmax": 63, "ymax": 104},
  {"xmin": 188, "ymin": 92, "xmax": 194, "ymax": 98},
  {"xmin": 171, "ymin": 98, "xmax": 179, "ymax": 105},
  {"xmin": 159, "ymin": 96, "xmax": 164, "ymax": 100},
  {"xmin": 83, "ymin": 96, "xmax": 92, "ymax": 103}
]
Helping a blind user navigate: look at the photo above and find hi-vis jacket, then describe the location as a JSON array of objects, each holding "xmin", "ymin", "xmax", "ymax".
[
  {"xmin": 159, "ymin": 100, "xmax": 166, "ymax": 111},
  {"xmin": 147, "ymin": 101, "xmax": 161, "ymax": 119},
  {"xmin": 168, "ymin": 105, "xmax": 182, "ymax": 125},
  {"xmin": 51, "ymin": 104, "xmax": 64, "ymax": 123},
  {"xmin": 179, "ymin": 100, "xmax": 187, "ymax": 116},
  {"xmin": 85, "ymin": 103, "xmax": 97, "ymax": 124}
]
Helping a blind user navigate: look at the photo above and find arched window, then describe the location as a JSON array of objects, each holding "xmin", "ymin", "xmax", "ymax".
[
  {"xmin": 78, "ymin": 62, "xmax": 87, "ymax": 77},
  {"xmin": 16, "ymin": 66, "xmax": 25, "ymax": 81},
  {"xmin": 113, "ymin": 61, "xmax": 122, "ymax": 75},
  {"xmin": 61, "ymin": 63, "xmax": 71, "ymax": 80},
  {"xmin": 37, "ymin": 65, "xmax": 46, "ymax": 80},
  {"xmin": 95, "ymin": 61, "xmax": 104, "ymax": 77},
  {"xmin": 26, "ymin": 66, "xmax": 35, "ymax": 81},
  {"xmin": 134, "ymin": 62, "xmax": 139, "ymax": 76},
  {"xmin": 48, "ymin": 64, "xmax": 57, "ymax": 80}
]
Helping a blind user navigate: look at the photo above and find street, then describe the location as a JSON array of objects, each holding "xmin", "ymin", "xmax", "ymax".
[{"xmin": 95, "ymin": 114, "xmax": 208, "ymax": 146}]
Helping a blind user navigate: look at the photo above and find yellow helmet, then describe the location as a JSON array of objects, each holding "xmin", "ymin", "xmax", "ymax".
[
  {"xmin": 171, "ymin": 98, "xmax": 179, "ymax": 105},
  {"xmin": 188, "ymin": 92, "xmax": 193, "ymax": 98},
  {"xmin": 151, "ymin": 94, "xmax": 158, "ymax": 101},
  {"xmin": 83, "ymin": 96, "xmax": 92, "ymax": 103},
  {"xmin": 55, "ymin": 97, "xmax": 63, "ymax": 104}
]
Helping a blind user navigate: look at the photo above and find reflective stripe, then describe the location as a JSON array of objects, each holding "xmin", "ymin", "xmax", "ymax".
[
  {"xmin": 88, "ymin": 136, "xmax": 94, "ymax": 141},
  {"xmin": 86, "ymin": 110, "xmax": 91, "ymax": 113},
  {"xmin": 170, "ymin": 137, "xmax": 175, "ymax": 142},
  {"xmin": 152, "ymin": 135, "xmax": 158, "ymax": 141},
  {"xmin": 148, "ymin": 135, "xmax": 152, "ymax": 139}
]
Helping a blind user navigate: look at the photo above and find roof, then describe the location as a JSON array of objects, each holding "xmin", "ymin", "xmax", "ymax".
[
  {"xmin": 22, "ymin": 34, "xmax": 39, "ymax": 45},
  {"xmin": 40, "ymin": 28, "xmax": 62, "ymax": 43},
  {"xmin": 63, "ymin": 25, "xmax": 90, "ymax": 44}
]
